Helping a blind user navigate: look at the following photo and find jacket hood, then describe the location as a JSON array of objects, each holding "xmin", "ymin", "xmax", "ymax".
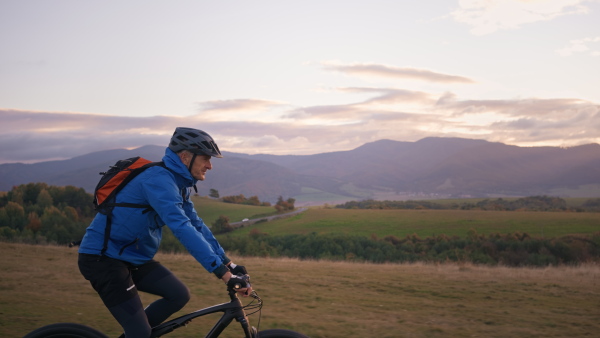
[{"xmin": 162, "ymin": 148, "xmax": 196, "ymax": 186}]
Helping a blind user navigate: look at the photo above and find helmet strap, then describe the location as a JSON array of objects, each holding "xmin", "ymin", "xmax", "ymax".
[
  {"xmin": 187, "ymin": 153, "xmax": 197, "ymax": 173},
  {"xmin": 187, "ymin": 153, "xmax": 199, "ymax": 193}
]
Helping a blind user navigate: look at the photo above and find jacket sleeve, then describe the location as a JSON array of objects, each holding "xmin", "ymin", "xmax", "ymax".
[
  {"xmin": 140, "ymin": 170, "xmax": 226, "ymax": 274},
  {"xmin": 183, "ymin": 192, "xmax": 228, "ymax": 261}
]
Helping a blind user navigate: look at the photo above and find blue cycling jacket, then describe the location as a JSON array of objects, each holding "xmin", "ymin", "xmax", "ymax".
[{"xmin": 79, "ymin": 148, "xmax": 229, "ymax": 276}]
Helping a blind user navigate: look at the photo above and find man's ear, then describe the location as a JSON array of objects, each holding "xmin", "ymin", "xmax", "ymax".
[{"xmin": 177, "ymin": 151, "xmax": 190, "ymax": 165}]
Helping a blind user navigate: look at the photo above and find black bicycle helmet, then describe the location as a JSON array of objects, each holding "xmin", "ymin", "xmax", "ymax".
[{"xmin": 169, "ymin": 127, "xmax": 223, "ymax": 158}]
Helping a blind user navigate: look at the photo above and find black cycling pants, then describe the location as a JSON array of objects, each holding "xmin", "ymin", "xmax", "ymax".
[{"xmin": 78, "ymin": 254, "xmax": 191, "ymax": 338}]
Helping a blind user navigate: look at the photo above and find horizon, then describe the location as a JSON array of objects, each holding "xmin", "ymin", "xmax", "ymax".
[
  {"xmin": 2, "ymin": 136, "xmax": 599, "ymax": 165},
  {"xmin": 1, "ymin": 1, "xmax": 599, "ymax": 164}
]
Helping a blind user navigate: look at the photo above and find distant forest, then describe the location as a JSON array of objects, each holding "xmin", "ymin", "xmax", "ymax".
[
  {"xmin": 216, "ymin": 229, "xmax": 600, "ymax": 267},
  {"xmin": 1, "ymin": 183, "xmax": 599, "ymax": 267},
  {"xmin": 335, "ymin": 196, "xmax": 600, "ymax": 212}
]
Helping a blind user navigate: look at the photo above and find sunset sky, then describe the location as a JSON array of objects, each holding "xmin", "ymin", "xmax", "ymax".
[{"xmin": 1, "ymin": 0, "xmax": 599, "ymax": 164}]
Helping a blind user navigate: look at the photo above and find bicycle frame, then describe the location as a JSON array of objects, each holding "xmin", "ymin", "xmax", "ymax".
[
  {"xmin": 24, "ymin": 286, "xmax": 308, "ymax": 338},
  {"xmin": 150, "ymin": 289, "xmax": 258, "ymax": 338}
]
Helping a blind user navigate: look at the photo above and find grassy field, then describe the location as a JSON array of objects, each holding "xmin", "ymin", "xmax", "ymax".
[
  {"xmin": 423, "ymin": 197, "xmax": 597, "ymax": 208},
  {"xmin": 226, "ymin": 207, "xmax": 600, "ymax": 239},
  {"xmin": 2, "ymin": 243, "xmax": 599, "ymax": 337},
  {"xmin": 191, "ymin": 196, "xmax": 277, "ymax": 225}
]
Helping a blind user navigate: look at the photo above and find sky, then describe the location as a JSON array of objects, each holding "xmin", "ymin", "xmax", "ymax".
[{"xmin": 1, "ymin": 0, "xmax": 599, "ymax": 164}]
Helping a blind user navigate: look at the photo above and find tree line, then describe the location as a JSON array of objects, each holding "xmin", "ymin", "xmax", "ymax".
[
  {"xmin": 0, "ymin": 183, "xmax": 94, "ymax": 245},
  {"xmin": 213, "ymin": 230, "xmax": 600, "ymax": 267},
  {"xmin": 218, "ymin": 193, "xmax": 296, "ymax": 212},
  {"xmin": 336, "ymin": 196, "xmax": 600, "ymax": 212},
  {"xmin": 221, "ymin": 194, "xmax": 272, "ymax": 206}
]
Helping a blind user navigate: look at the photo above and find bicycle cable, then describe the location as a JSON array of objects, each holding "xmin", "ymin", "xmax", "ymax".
[{"xmin": 244, "ymin": 291, "xmax": 263, "ymax": 333}]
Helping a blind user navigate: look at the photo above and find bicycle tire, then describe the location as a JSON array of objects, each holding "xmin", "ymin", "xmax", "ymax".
[
  {"xmin": 258, "ymin": 329, "xmax": 309, "ymax": 338},
  {"xmin": 23, "ymin": 323, "xmax": 108, "ymax": 338}
]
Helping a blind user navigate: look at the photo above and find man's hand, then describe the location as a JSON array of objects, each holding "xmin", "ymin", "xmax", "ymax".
[
  {"xmin": 221, "ymin": 271, "xmax": 253, "ymax": 297},
  {"xmin": 227, "ymin": 263, "xmax": 248, "ymax": 276}
]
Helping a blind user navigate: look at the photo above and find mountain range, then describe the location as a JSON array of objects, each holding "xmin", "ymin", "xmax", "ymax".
[{"xmin": 1, "ymin": 137, "xmax": 599, "ymax": 204}]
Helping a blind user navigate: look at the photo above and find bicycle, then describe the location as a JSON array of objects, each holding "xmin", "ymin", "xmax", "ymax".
[{"xmin": 24, "ymin": 275, "xmax": 308, "ymax": 338}]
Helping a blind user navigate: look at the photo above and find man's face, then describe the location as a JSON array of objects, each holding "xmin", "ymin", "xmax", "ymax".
[{"xmin": 191, "ymin": 154, "xmax": 212, "ymax": 181}]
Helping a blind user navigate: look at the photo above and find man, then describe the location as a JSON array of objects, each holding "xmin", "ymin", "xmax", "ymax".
[{"xmin": 78, "ymin": 127, "xmax": 250, "ymax": 338}]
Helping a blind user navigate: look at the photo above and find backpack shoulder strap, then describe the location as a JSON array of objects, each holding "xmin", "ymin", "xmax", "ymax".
[{"xmin": 99, "ymin": 160, "xmax": 166, "ymax": 256}]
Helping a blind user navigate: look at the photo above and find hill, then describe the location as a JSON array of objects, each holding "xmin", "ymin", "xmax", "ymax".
[{"xmin": 1, "ymin": 137, "xmax": 599, "ymax": 203}]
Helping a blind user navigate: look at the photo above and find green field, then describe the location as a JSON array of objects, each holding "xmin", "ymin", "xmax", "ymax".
[
  {"xmin": 429, "ymin": 196, "xmax": 598, "ymax": 208},
  {"xmin": 191, "ymin": 196, "xmax": 277, "ymax": 225},
  {"xmin": 225, "ymin": 207, "xmax": 600, "ymax": 239},
  {"xmin": 3, "ymin": 243, "xmax": 599, "ymax": 338}
]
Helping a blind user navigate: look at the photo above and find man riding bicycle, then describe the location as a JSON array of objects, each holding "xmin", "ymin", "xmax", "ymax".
[{"xmin": 78, "ymin": 127, "xmax": 251, "ymax": 338}]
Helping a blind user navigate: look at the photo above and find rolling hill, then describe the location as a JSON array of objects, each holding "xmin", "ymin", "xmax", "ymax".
[{"xmin": 1, "ymin": 137, "xmax": 599, "ymax": 203}]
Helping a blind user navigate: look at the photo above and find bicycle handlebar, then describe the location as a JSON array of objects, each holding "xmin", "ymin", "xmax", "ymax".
[{"xmin": 227, "ymin": 274, "xmax": 251, "ymax": 292}]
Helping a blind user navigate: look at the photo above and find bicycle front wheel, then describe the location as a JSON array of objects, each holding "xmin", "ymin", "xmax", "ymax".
[
  {"xmin": 23, "ymin": 323, "xmax": 108, "ymax": 338},
  {"xmin": 258, "ymin": 329, "xmax": 309, "ymax": 338}
]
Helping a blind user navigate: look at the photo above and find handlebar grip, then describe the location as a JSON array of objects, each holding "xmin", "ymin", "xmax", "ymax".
[{"xmin": 227, "ymin": 274, "xmax": 251, "ymax": 290}]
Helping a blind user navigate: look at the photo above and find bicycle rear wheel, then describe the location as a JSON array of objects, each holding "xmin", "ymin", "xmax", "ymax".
[
  {"xmin": 23, "ymin": 323, "xmax": 108, "ymax": 338},
  {"xmin": 258, "ymin": 329, "xmax": 309, "ymax": 338}
]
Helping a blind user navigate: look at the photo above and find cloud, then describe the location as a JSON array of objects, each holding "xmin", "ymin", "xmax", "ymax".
[
  {"xmin": 194, "ymin": 99, "xmax": 288, "ymax": 123},
  {"xmin": 489, "ymin": 110, "xmax": 600, "ymax": 144},
  {"xmin": 556, "ymin": 36, "xmax": 600, "ymax": 56},
  {"xmin": 436, "ymin": 96, "xmax": 594, "ymax": 118},
  {"xmin": 284, "ymin": 87, "xmax": 436, "ymax": 123},
  {"xmin": 451, "ymin": 0, "xmax": 590, "ymax": 35},
  {"xmin": 285, "ymin": 105, "xmax": 361, "ymax": 121},
  {"xmin": 341, "ymin": 87, "xmax": 436, "ymax": 106},
  {"xmin": 322, "ymin": 62, "xmax": 475, "ymax": 84},
  {"xmin": 0, "ymin": 109, "xmax": 180, "ymax": 163},
  {"xmin": 0, "ymin": 102, "xmax": 452, "ymax": 163},
  {"xmin": 198, "ymin": 99, "xmax": 283, "ymax": 112},
  {"xmin": 434, "ymin": 95, "xmax": 600, "ymax": 145},
  {"xmin": 1, "ymin": 88, "xmax": 599, "ymax": 164}
]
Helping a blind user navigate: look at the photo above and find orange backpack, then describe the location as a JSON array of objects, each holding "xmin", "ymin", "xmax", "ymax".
[{"xmin": 93, "ymin": 157, "xmax": 165, "ymax": 255}]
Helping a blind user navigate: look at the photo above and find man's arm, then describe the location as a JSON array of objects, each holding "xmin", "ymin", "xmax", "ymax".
[
  {"xmin": 184, "ymin": 196, "xmax": 230, "ymax": 262},
  {"xmin": 141, "ymin": 171, "xmax": 228, "ymax": 276}
]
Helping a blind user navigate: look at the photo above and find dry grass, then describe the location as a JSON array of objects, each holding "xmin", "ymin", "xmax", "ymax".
[{"xmin": 2, "ymin": 242, "xmax": 599, "ymax": 337}]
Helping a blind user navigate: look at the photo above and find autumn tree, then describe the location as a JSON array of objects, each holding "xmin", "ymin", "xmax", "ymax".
[
  {"xmin": 36, "ymin": 189, "xmax": 53, "ymax": 209},
  {"xmin": 0, "ymin": 201, "xmax": 26, "ymax": 231},
  {"xmin": 212, "ymin": 215, "xmax": 233, "ymax": 234},
  {"xmin": 209, "ymin": 189, "xmax": 220, "ymax": 199},
  {"xmin": 26, "ymin": 212, "xmax": 42, "ymax": 233},
  {"xmin": 274, "ymin": 196, "xmax": 295, "ymax": 212}
]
